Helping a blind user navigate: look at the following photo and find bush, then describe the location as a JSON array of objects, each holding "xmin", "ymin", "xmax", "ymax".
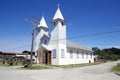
[
  {"xmin": 22, "ymin": 59, "xmax": 30, "ymax": 68},
  {"xmin": 8, "ymin": 57, "xmax": 14, "ymax": 66}
]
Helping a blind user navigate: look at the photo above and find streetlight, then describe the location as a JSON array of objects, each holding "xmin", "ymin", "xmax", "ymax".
[{"xmin": 25, "ymin": 17, "xmax": 39, "ymax": 67}]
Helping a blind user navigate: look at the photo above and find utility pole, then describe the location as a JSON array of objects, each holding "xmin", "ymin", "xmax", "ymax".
[{"xmin": 25, "ymin": 17, "xmax": 38, "ymax": 67}]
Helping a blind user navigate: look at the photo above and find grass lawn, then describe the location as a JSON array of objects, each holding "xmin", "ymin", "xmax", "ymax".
[
  {"xmin": 20, "ymin": 62, "xmax": 101, "ymax": 70},
  {"xmin": 0, "ymin": 61, "xmax": 102, "ymax": 70},
  {"xmin": 0, "ymin": 62, "xmax": 23, "ymax": 66},
  {"xmin": 21, "ymin": 66, "xmax": 51, "ymax": 70},
  {"xmin": 112, "ymin": 66, "xmax": 120, "ymax": 72},
  {"xmin": 0, "ymin": 62, "xmax": 9, "ymax": 66},
  {"xmin": 51, "ymin": 62, "xmax": 101, "ymax": 68}
]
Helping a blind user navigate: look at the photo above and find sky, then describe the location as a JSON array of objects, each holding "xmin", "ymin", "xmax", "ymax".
[{"xmin": 0, "ymin": 0, "xmax": 120, "ymax": 52}]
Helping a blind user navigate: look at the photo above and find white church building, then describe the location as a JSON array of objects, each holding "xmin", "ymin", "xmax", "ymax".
[{"xmin": 35, "ymin": 5, "xmax": 94, "ymax": 65}]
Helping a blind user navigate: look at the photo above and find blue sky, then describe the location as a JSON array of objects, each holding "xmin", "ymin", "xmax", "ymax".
[{"xmin": 0, "ymin": 0, "xmax": 120, "ymax": 52}]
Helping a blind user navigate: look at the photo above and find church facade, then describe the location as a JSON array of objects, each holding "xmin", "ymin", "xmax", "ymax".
[{"xmin": 35, "ymin": 5, "xmax": 94, "ymax": 65}]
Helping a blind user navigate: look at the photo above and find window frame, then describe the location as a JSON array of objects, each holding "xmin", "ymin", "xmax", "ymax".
[
  {"xmin": 52, "ymin": 49, "xmax": 56, "ymax": 59},
  {"xmin": 70, "ymin": 50, "xmax": 73, "ymax": 59},
  {"xmin": 76, "ymin": 51, "xmax": 79, "ymax": 59},
  {"xmin": 82, "ymin": 52, "xmax": 84, "ymax": 59}
]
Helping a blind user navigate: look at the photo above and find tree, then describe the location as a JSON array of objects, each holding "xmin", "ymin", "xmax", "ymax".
[
  {"xmin": 92, "ymin": 47, "xmax": 120, "ymax": 61},
  {"xmin": 92, "ymin": 47, "xmax": 101, "ymax": 55}
]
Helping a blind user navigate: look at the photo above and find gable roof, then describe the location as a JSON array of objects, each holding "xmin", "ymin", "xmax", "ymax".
[
  {"xmin": 40, "ymin": 34, "xmax": 50, "ymax": 40},
  {"xmin": 37, "ymin": 44, "xmax": 51, "ymax": 51},
  {"xmin": 67, "ymin": 40, "xmax": 92, "ymax": 51}
]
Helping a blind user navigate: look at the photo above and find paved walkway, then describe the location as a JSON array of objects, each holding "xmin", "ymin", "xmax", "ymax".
[{"xmin": 0, "ymin": 61, "xmax": 120, "ymax": 80}]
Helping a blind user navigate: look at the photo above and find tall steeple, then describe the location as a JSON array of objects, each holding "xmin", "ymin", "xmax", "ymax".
[
  {"xmin": 37, "ymin": 15, "xmax": 48, "ymax": 29},
  {"xmin": 51, "ymin": 4, "xmax": 66, "ymax": 26},
  {"xmin": 50, "ymin": 4, "xmax": 66, "ymax": 45},
  {"xmin": 53, "ymin": 4, "xmax": 64, "ymax": 20},
  {"xmin": 35, "ymin": 15, "xmax": 49, "ymax": 51}
]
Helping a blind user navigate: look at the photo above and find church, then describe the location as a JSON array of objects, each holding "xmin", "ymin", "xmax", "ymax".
[{"xmin": 35, "ymin": 5, "xmax": 94, "ymax": 65}]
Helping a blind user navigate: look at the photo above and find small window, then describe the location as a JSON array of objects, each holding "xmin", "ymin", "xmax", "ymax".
[
  {"xmin": 76, "ymin": 51, "xmax": 79, "ymax": 59},
  {"xmin": 44, "ymin": 40, "xmax": 47, "ymax": 44},
  {"xmin": 61, "ymin": 49, "xmax": 65, "ymax": 58},
  {"xmin": 53, "ymin": 49, "xmax": 56, "ymax": 58},
  {"xmin": 62, "ymin": 22, "xmax": 64, "ymax": 26},
  {"xmin": 54, "ymin": 22, "xmax": 55, "ymax": 26},
  {"xmin": 70, "ymin": 50, "xmax": 73, "ymax": 59},
  {"xmin": 82, "ymin": 52, "xmax": 84, "ymax": 59}
]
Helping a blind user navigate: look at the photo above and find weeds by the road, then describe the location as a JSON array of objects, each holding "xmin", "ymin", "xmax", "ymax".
[{"xmin": 112, "ymin": 66, "xmax": 120, "ymax": 72}]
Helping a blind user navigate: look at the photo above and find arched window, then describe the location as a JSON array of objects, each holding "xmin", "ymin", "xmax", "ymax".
[
  {"xmin": 82, "ymin": 52, "xmax": 84, "ymax": 59},
  {"xmin": 54, "ymin": 22, "xmax": 55, "ymax": 26},
  {"xmin": 62, "ymin": 22, "xmax": 64, "ymax": 26},
  {"xmin": 44, "ymin": 40, "xmax": 47, "ymax": 44},
  {"xmin": 70, "ymin": 50, "xmax": 73, "ymax": 59},
  {"xmin": 53, "ymin": 49, "xmax": 56, "ymax": 59},
  {"xmin": 76, "ymin": 51, "xmax": 79, "ymax": 59}
]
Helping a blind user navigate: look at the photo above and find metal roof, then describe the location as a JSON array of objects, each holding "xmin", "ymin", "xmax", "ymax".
[{"xmin": 67, "ymin": 40, "xmax": 92, "ymax": 51}]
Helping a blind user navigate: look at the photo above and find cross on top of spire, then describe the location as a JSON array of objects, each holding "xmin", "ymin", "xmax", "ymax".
[
  {"xmin": 53, "ymin": 4, "xmax": 64, "ymax": 20},
  {"xmin": 58, "ymin": 4, "xmax": 60, "ymax": 8},
  {"xmin": 42, "ymin": 12, "xmax": 44, "ymax": 17}
]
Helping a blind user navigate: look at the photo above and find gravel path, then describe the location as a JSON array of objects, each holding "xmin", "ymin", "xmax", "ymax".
[{"xmin": 0, "ymin": 61, "xmax": 120, "ymax": 80}]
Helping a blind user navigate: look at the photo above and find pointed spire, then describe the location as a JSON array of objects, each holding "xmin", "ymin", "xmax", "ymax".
[
  {"xmin": 38, "ymin": 15, "xmax": 48, "ymax": 29},
  {"xmin": 53, "ymin": 4, "xmax": 64, "ymax": 20}
]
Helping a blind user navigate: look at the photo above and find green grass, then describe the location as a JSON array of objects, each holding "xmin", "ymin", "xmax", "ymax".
[
  {"xmin": 0, "ymin": 62, "xmax": 23, "ymax": 66},
  {"xmin": 0, "ymin": 62, "xmax": 9, "ymax": 66},
  {"xmin": 112, "ymin": 66, "xmax": 120, "ymax": 72},
  {"xmin": 20, "ymin": 62, "xmax": 101, "ymax": 70},
  {"xmin": 0, "ymin": 61, "xmax": 102, "ymax": 70},
  {"xmin": 21, "ymin": 66, "xmax": 50, "ymax": 70},
  {"xmin": 51, "ymin": 62, "xmax": 101, "ymax": 68}
]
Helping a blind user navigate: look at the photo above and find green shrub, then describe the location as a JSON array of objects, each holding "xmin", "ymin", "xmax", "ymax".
[
  {"xmin": 22, "ymin": 59, "xmax": 30, "ymax": 68},
  {"xmin": 8, "ymin": 57, "xmax": 14, "ymax": 66}
]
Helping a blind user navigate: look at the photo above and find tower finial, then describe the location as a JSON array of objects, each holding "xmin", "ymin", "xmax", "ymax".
[
  {"xmin": 58, "ymin": 3, "xmax": 60, "ymax": 8},
  {"xmin": 42, "ymin": 12, "xmax": 44, "ymax": 17}
]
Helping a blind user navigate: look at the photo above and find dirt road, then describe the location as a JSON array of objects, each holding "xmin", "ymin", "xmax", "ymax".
[{"xmin": 0, "ymin": 61, "xmax": 120, "ymax": 80}]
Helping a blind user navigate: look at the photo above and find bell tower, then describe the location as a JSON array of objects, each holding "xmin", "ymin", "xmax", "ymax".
[
  {"xmin": 49, "ymin": 4, "xmax": 67, "ymax": 65},
  {"xmin": 50, "ymin": 4, "xmax": 66, "ymax": 45},
  {"xmin": 35, "ymin": 15, "xmax": 49, "ymax": 51}
]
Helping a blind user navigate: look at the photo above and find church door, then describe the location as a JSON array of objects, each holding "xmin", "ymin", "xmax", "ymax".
[
  {"xmin": 46, "ymin": 51, "xmax": 51, "ymax": 65},
  {"xmin": 43, "ymin": 51, "xmax": 51, "ymax": 65}
]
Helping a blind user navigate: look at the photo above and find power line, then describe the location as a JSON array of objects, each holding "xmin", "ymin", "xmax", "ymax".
[
  {"xmin": 68, "ymin": 30, "xmax": 120, "ymax": 40},
  {"xmin": 3, "ymin": 30, "xmax": 120, "ymax": 51},
  {"xmin": 5, "ymin": 44, "xmax": 31, "ymax": 51}
]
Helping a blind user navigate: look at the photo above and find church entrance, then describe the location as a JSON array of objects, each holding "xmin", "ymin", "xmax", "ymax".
[
  {"xmin": 37, "ymin": 50, "xmax": 51, "ymax": 65},
  {"xmin": 43, "ymin": 51, "xmax": 51, "ymax": 65}
]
